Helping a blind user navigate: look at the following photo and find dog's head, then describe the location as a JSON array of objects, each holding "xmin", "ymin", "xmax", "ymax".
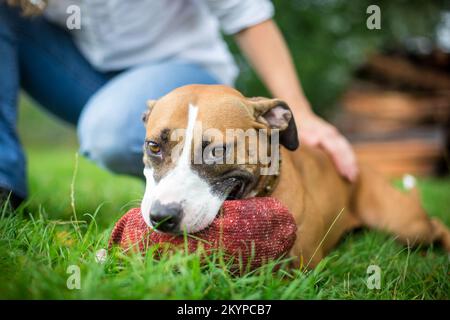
[{"xmin": 140, "ymin": 84, "xmax": 299, "ymax": 233}]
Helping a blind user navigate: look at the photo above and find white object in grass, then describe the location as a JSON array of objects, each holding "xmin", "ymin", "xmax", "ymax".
[
  {"xmin": 402, "ymin": 174, "xmax": 417, "ymax": 190},
  {"xmin": 95, "ymin": 248, "xmax": 107, "ymax": 264}
]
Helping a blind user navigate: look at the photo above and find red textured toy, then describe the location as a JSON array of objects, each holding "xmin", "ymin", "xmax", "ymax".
[{"xmin": 109, "ymin": 197, "xmax": 297, "ymax": 271}]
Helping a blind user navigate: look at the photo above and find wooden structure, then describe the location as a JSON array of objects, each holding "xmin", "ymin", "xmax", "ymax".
[{"xmin": 335, "ymin": 49, "xmax": 450, "ymax": 178}]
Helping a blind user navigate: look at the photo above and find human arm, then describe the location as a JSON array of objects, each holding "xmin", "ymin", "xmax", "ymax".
[{"xmin": 234, "ymin": 19, "xmax": 358, "ymax": 181}]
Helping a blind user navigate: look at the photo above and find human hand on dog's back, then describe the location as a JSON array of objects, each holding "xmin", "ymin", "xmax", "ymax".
[{"xmin": 236, "ymin": 20, "xmax": 358, "ymax": 182}]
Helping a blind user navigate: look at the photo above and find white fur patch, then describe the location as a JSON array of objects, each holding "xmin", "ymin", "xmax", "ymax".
[
  {"xmin": 140, "ymin": 104, "xmax": 224, "ymax": 233},
  {"xmin": 141, "ymin": 166, "xmax": 157, "ymax": 226}
]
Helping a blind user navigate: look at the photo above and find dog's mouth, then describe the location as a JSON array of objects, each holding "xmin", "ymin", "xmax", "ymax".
[
  {"xmin": 226, "ymin": 179, "xmax": 246, "ymax": 200},
  {"xmin": 215, "ymin": 170, "xmax": 255, "ymax": 200}
]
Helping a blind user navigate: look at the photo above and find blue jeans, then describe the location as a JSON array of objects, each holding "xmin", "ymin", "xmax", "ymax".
[{"xmin": 0, "ymin": 4, "xmax": 220, "ymax": 199}]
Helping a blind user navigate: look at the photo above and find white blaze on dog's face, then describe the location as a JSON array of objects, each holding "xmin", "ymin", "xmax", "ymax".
[
  {"xmin": 140, "ymin": 85, "xmax": 298, "ymax": 234},
  {"xmin": 141, "ymin": 104, "xmax": 224, "ymax": 233}
]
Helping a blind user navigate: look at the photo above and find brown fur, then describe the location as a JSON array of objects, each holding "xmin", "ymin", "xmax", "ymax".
[{"xmin": 143, "ymin": 84, "xmax": 450, "ymax": 268}]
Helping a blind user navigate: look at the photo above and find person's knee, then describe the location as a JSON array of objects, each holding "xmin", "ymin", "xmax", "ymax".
[
  {"xmin": 78, "ymin": 112, "xmax": 144, "ymax": 177},
  {"xmin": 77, "ymin": 60, "xmax": 219, "ymax": 176}
]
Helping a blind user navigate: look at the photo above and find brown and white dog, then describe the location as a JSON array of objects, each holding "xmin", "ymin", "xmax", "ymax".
[{"xmin": 140, "ymin": 84, "xmax": 450, "ymax": 268}]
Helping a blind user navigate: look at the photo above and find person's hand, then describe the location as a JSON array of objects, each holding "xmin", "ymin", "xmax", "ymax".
[{"xmin": 294, "ymin": 110, "xmax": 359, "ymax": 182}]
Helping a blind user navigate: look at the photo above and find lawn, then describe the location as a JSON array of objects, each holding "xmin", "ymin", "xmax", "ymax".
[
  {"xmin": 0, "ymin": 146, "xmax": 449, "ymax": 299},
  {"xmin": 0, "ymin": 98, "xmax": 448, "ymax": 299}
]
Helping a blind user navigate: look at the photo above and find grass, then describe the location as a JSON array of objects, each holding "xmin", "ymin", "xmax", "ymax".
[
  {"xmin": 0, "ymin": 146, "xmax": 448, "ymax": 299},
  {"xmin": 0, "ymin": 96, "xmax": 447, "ymax": 299}
]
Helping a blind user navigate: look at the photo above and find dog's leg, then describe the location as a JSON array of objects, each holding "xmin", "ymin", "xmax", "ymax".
[
  {"xmin": 351, "ymin": 167, "xmax": 450, "ymax": 251},
  {"xmin": 289, "ymin": 223, "xmax": 324, "ymax": 270}
]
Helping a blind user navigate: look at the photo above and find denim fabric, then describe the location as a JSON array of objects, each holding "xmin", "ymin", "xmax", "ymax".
[{"xmin": 78, "ymin": 62, "xmax": 219, "ymax": 177}]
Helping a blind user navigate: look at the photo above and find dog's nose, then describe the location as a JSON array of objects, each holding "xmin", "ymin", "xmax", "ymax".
[{"xmin": 149, "ymin": 201, "xmax": 182, "ymax": 233}]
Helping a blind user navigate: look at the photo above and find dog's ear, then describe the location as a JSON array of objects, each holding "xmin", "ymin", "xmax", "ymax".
[
  {"xmin": 248, "ymin": 97, "xmax": 299, "ymax": 151},
  {"xmin": 142, "ymin": 100, "xmax": 157, "ymax": 124}
]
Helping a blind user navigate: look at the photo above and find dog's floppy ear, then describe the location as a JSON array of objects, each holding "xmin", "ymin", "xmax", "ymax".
[
  {"xmin": 142, "ymin": 100, "xmax": 157, "ymax": 124},
  {"xmin": 248, "ymin": 97, "xmax": 299, "ymax": 151}
]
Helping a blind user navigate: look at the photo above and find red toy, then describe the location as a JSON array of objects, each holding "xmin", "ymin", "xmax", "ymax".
[{"xmin": 109, "ymin": 197, "xmax": 297, "ymax": 271}]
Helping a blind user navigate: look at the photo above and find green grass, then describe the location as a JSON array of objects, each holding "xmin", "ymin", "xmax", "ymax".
[
  {"xmin": 0, "ymin": 96, "xmax": 447, "ymax": 299},
  {"xmin": 0, "ymin": 146, "xmax": 449, "ymax": 299}
]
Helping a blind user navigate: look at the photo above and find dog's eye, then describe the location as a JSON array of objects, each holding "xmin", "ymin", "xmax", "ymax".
[{"xmin": 146, "ymin": 141, "xmax": 161, "ymax": 155}]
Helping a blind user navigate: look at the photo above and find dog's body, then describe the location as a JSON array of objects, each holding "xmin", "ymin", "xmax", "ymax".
[
  {"xmin": 141, "ymin": 84, "xmax": 450, "ymax": 268},
  {"xmin": 274, "ymin": 146, "xmax": 450, "ymax": 267}
]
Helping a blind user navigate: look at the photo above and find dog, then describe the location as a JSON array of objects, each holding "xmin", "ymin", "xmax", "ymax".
[{"xmin": 140, "ymin": 84, "xmax": 450, "ymax": 268}]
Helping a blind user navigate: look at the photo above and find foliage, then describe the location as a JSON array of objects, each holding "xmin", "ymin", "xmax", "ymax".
[{"xmin": 229, "ymin": 0, "xmax": 446, "ymax": 116}]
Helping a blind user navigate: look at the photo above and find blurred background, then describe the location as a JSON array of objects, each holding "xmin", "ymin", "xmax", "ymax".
[{"xmin": 18, "ymin": 0, "xmax": 450, "ymax": 225}]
